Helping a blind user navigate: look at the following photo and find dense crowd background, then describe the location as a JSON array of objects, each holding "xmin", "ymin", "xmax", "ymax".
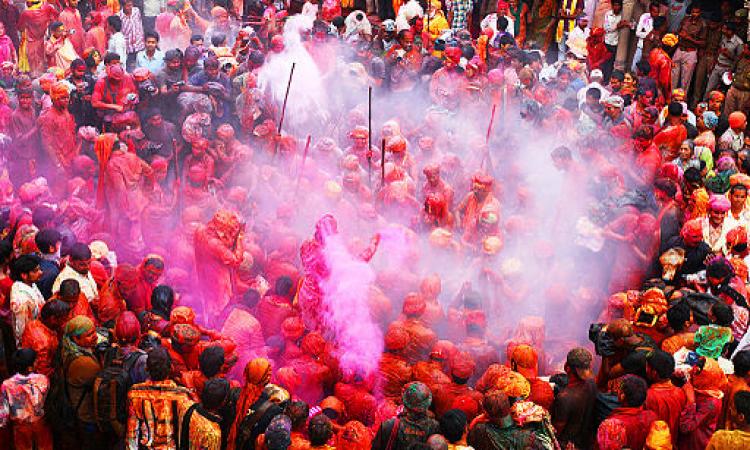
[{"xmin": 1, "ymin": 0, "xmax": 750, "ymax": 449}]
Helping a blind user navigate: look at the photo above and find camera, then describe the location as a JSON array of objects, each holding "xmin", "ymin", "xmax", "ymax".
[{"xmin": 589, "ymin": 323, "xmax": 616, "ymax": 357}]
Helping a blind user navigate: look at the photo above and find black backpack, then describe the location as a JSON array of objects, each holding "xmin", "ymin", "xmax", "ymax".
[{"xmin": 92, "ymin": 349, "xmax": 143, "ymax": 436}]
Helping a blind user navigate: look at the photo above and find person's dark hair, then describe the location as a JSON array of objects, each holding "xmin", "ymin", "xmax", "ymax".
[
  {"xmin": 497, "ymin": 16, "xmax": 509, "ymax": 33},
  {"xmin": 10, "ymin": 254, "xmax": 41, "ymax": 281},
  {"xmin": 14, "ymin": 348, "xmax": 36, "ymax": 373},
  {"xmin": 103, "ymin": 52, "xmax": 121, "ymax": 65},
  {"xmin": 119, "ymin": 0, "xmax": 134, "ymax": 7},
  {"xmin": 733, "ymin": 350, "xmax": 750, "ymax": 378},
  {"xmin": 145, "ymin": 31, "xmax": 160, "ymax": 41},
  {"xmin": 667, "ymin": 102, "xmax": 683, "ymax": 118},
  {"xmin": 652, "ymin": 16, "xmax": 666, "ymax": 30},
  {"xmin": 69, "ymin": 242, "xmax": 92, "ymax": 261},
  {"xmin": 684, "ymin": 167, "xmax": 702, "ymax": 184},
  {"xmin": 275, "ymin": 276, "xmax": 294, "ymax": 298},
  {"xmin": 586, "ymin": 87, "xmax": 602, "ymax": 101},
  {"xmin": 285, "ymin": 400, "xmax": 310, "ymax": 430},
  {"xmin": 107, "ymin": 15, "xmax": 122, "ymax": 32},
  {"xmin": 633, "ymin": 125, "xmax": 654, "ymax": 141},
  {"xmin": 552, "ymin": 145, "xmax": 572, "ymax": 160},
  {"xmin": 439, "ymin": 409, "xmax": 467, "ymax": 443},
  {"xmin": 201, "ymin": 378, "xmax": 229, "ymax": 410},
  {"xmin": 198, "ymin": 346, "xmax": 225, "ymax": 378},
  {"xmin": 40, "ymin": 299, "xmax": 71, "ymax": 322},
  {"xmin": 204, "ymin": 57, "xmax": 220, "ymax": 70},
  {"xmin": 164, "ymin": 49, "xmax": 183, "ymax": 62},
  {"xmin": 735, "ymin": 391, "xmax": 750, "ymax": 424},
  {"xmin": 248, "ymin": 50, "xmax": 265, "ymax": 66},
  {"xmin": 241, "ymin": 289, "xmax": 261, "ymax": 309},
  {"xmin": 150, "ymin": 285, "xmax": 174, "ymax": 319},
  {"xmin": 146, "ymin": 347, "xmax": 172, "ymax": 381},
  {"xmin": 144, "ymin": 257, "xmax": 164, "ymax": 271},
  {"xmin": 497, "ymin": 34, "xmax": 515, "ymax": 48},
  {"xmin": 331, "ymin": 16, "xmax": 345, "ymax": 28},
  {"xmin": 191, "ymin": 34, "xmax": 203, "ymax": 43},
  {"xmin": 35, "ymin": 228, "xmax": 62, "ymax": 254},
  {"xmin": 60, "ymin": 279, "xmax": 81, "ymax": 300},
  {"xmin": 610, "ymin": 70, "xmax": 625, "ymax": 82},
  {"xmin": 32, "ymin": 206, "xmax": 56, "ymax": 229},
  {"xmin": 308, "ymin": 413, "xmax": 333, "ymax": 446},
  {"xmin": 666, "ymin": 302, "xmax": 691, "ymax": 332},
  {"xmin": 482, "ymin": 389, "xmax": 510, "ymax": 419},
  {"xmin": 636, "ymin": 59, "xmax": 651, "ymax": 75},
  {"xmin": 725, "ymin": 22, "xmax": 738, "ymax": 33},
  {"xmin": 49, "ymin": 21, "xmax": 64, "ymax": 33},
  {"xmin": 210, "ymin": 33, "xmax": 226, "ymax": 47},
  {"xmin": 711, "ymin": 302, "xmax": 735, "ymax": 327},
  {"xmin": 731, "ymin": 184, "xmax": 748, "ymax": 195},
  {"xmin": 686, "ymin": 3, "xmax": 699, "ymax": 13},
  {"xmin": 654, "ymin": 178, "xmax": 677, "ymax": 198},
  {"xmin": 647, "ymin": 349, "xmax": 675, "ymax": 380},
  {"xmin": 620, "ymin": 374, "xmax": 648, "ymax": 407},
  {"xmin": 0, "ymin": 240, "xmax": 10, "ymax": 265}
]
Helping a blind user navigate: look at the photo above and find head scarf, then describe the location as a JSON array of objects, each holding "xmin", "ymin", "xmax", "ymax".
[
  {"xmin": 281, "ymin": 316, "xmax": 305, "ymax": 341},
  {"xmin": 495, "ymin": 370, "xmax": 531, "ymax": 399},
  {"xmin": 702, "ymin": 111, "xmax": 719, "ymax": 130},
  {"xmin": 402, "ymin": 293, "xmax": 426, "ymax": 317},
  {"xmin": 451, "ymin": 351, "xmax": 476, "ymax": 379},
  {"xmin": 114, "ymin": 311, "xmax": 141, "ymax": 344},
  {"xmin": 510, "ymin": 344, "xmax": 538, "ymax": 379},
  {"xmin": 336, "ymin": 420, "xmax": 372, "ymax": 450},
  {"xmin": 62, "ymin": 315, "xmax": 95, "ymax": 366},
  {"xmin": 661, "ymin": 33, "xmax": 678, "ymax": 47},
  {"xmin": 229, "ymin": 358, "xmax": 272, "ymax": 450},
  {"xmin": 602, "ymin": 95, "xmax": 624, "ymax": 110},
  {"xmin": 708, "ymin": 195, "xmax": 731, "ymax": 212},
  {"xmin": 645, "ymin": 420, "xmax": 672, "ymax": 450},
  {"xmin": 730, "ymin": 111, "xmax": 747, "ymax": 130},
  {"xmin": 691, "ymin": 358, "xmax": 727, "ymax": 397},
  {"xmin": 402, "ymin": 382, "xmax": 432, "ymax": 413},
  {"xmin": 385, "ymin": 326, "xmax": 410, "ymax": 351},
  {"xmin": 597, "ymin": 418, "xmax": 628, "ymax": 450}
]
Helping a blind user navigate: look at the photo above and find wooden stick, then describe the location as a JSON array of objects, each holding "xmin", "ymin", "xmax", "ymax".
[
  {"xmin": 295, "ymin": 135, "xmax": 312, "ymax": 195},
  {"xmin": 483, "ymin": 104, "xmax": 497, "ymax": 172},
  {"xmin": 273, "ymin": 62, "xmax": 296, "ymax": 156},
  {"xmin": 380, "ymin": 137, "xmax": 386, "ymax": 188},
  {"xmin": 368, "ymin": 86, "xmax": 373, "ymax": 188}
]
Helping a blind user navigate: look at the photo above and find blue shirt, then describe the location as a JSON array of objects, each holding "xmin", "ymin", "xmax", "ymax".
[
  {"xmin": 135, "ymin": 49, "xmax": 165, "ymax": 74},
  {"xmin": 37, "ymin": 258, "xmax": 59, "ymax": 300}
]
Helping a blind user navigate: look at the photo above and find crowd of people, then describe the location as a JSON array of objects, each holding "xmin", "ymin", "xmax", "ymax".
[{"xmin": 0, "ymin": 0, "xmax": 749, "ymax": 449}]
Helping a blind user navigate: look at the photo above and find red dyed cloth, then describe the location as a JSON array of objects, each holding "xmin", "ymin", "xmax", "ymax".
[
  {"xmin": 431, "ymin": 381, "xmax": 483, "ymax": 420},
  {"xmin": 648, "ymin": 48, "xmax": 673, "ymax": 102},
  {"xmin": 193, "ymin": 222, "xmax": 243, "ymax": 318},
  {"xmin": 334, "ymin": 381, "xmax": 378, "ymax": 426},
  {"xmin": 459, "ymin": 337, "xmax": 500, "ymax": 384},
  {"xmin": 607, "ymin": 406, "xmax": 659, "ymax": 450},
  {"xmin": 256, "ymin": 294, "xmax": 295, "ymax": 340},
  {"xmin": 391, "ymin": 319, "xmax": 437, "ymax": 364},
  {"xmin": 17, "ymin": 4, "xmax": 58, "ymax": 75},
  {"xmin": 287, "ymin": 356, "xmax": 332, "ymax": 406},
  {"xmin": 678, "ymin": 394, "xmax": 722, "ymax": 450},
  {"xmin": 19, "ymin": 320, "xmax": 58, "ymax": 378},
  {"xmin": 527, "ymin": 378, "xmax": 555, "ymax": 412},
  {"xmin": 412, "ymin": 360, "xmax": 451, "ymax": 392},
  {"xmin": 378, "ymin": 353, "xmax": 413, "ymax": 401},
  {"xmin": 37, "ymin": 104, "xmax": 76, "ymax": 170},
  {"xmin": 654, "ymin": 125, "xmax": 688, "ymax": 161},
  {"xmin": 644, "ymin": 381, "xmax": 688, "ymax": 446}
]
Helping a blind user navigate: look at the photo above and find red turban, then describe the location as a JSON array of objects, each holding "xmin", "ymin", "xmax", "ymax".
[
  {"xmin": 680, "ymin": 219, "xmax": 703, "ymax": 242},
  {"xmin": 729, "ymin": 111, "xmax": 747, "ymax": 130},
  {"xmin": 50, "ymin": 82, "xmax": 69, "ymax": 101},
  {"xmin": 430, "ymin": 340, "xmax": 456, "ymax": 361},
  {"xmin": 170, "ymin": 306, "xmax": 197, "ymax": 325},
  {"xmin": 402, "ymin": 293, "xmax": 426, "ymax": 318},
  {"xmin": 451, "ymin": 351, "xmax": 476, "ymax": 379},
  {"xmin": 451, "ymin": 394, "xmax": 481, "ymax": 420},
  {"xmin": 114, "ymin": 311, "xmax": 141, "ymax": 344},
  {"xmin": 385, "ymin": 326, "xmax": 410, "ymax": 351},
  {"xmin": 115, "ymin": 264, "xmax": 139, "ymax": 284},
  {"xmin": 336, "ymin": 420, "xmax": 372, "ymax": 450},
  {"xmin": 281, "ymin": 316, "xmax": 305, "ymax": 341},
  {"xmin": 89, "ymin": 260, "xmax": 109, "ymax": 287},
  {"xmin": 301, "ymin": 331, "xmax": 326, "ymax": 357},
  {"xmin": 171, "ymin": 323, "xmax": 200, "ymax": 345}
]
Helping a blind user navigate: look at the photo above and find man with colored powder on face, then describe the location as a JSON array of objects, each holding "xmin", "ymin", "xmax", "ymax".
[
  {"xmin": 17, "ymin": 0, "xmax": 58, "ymax": 76},
  {"xmin": 194, "ymin": 210, "xmax": 245, "ymax": 322},
  {"xmin": 660, "ymin": 218, "xmax": 711, "ymax": 283},
  {"xmin": 429, "ymin": 46, "xmax": 467, "ymax": 111},
  {"xmin": 703, "ymin": 195, "xmax": 732, "ymax": 254},
  {"xmin": 456, "ymin": 173, "xmax": 501, "ymax": 249},
  {"xmin": 37, "ymin": 82, "xmax": 76, "ymax": 177}
]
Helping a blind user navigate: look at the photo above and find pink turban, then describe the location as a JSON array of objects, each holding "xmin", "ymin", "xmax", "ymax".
[{"xmin": 708, "ymin": 195, "xmax": 730, "ymax": 213}]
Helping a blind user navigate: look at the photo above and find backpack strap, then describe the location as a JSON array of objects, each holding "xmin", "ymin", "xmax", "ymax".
[
  {"xmin": 385, "ymin": 417, "xmax": 400, "ymax": 450},
  {"xmin": 178, "ymin": 403, "xmax": 199, "ymax": 450}
]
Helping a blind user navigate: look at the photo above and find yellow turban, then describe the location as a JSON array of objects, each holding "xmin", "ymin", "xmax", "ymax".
[{"xmin": 662, "ymin": 34, "xmax": 679, "ymax": 48}]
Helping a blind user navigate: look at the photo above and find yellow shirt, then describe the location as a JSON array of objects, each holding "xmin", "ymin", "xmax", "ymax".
[{"xmin": 707, "ymin": 430, "xmax": 750, "ymax": 450}]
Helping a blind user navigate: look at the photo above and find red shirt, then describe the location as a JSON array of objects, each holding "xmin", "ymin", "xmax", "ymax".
[
  {"xmin": 91, "ymin": 75, "xmax": 137, "ymax": 107},
  {"xmin": 635, "ymin": 143, "xmax": 663, "ymax": 186},
  {"xmin": 608, "ymin": 406, "xmax": 659, "ymax": 450},
  {"xmin": 645, "ymin": 381, "xmax": 688, "ymax": 446}
]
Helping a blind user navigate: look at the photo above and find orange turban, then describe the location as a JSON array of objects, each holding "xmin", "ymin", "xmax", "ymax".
[
  {"xmin": 170, "ymin": 306, "xmax": 196, "ymax": 325},
  {"xmin": 495, "ymin": 370, "xmax": 531, "ymax": 399},
  {"xmin": 50, "ymin": 82, "xmax": 69, "ymax": 100},
  {"xmin": 692, "ymin": 358, "xmax": 727, "ymax": 393},
  {"xmin": 336, "ymin": 420, "xmax": 372, "ymax": 450},
  {"xmin": 509, "ymin": 344, "xmax": 538, "ymax": 379}
]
